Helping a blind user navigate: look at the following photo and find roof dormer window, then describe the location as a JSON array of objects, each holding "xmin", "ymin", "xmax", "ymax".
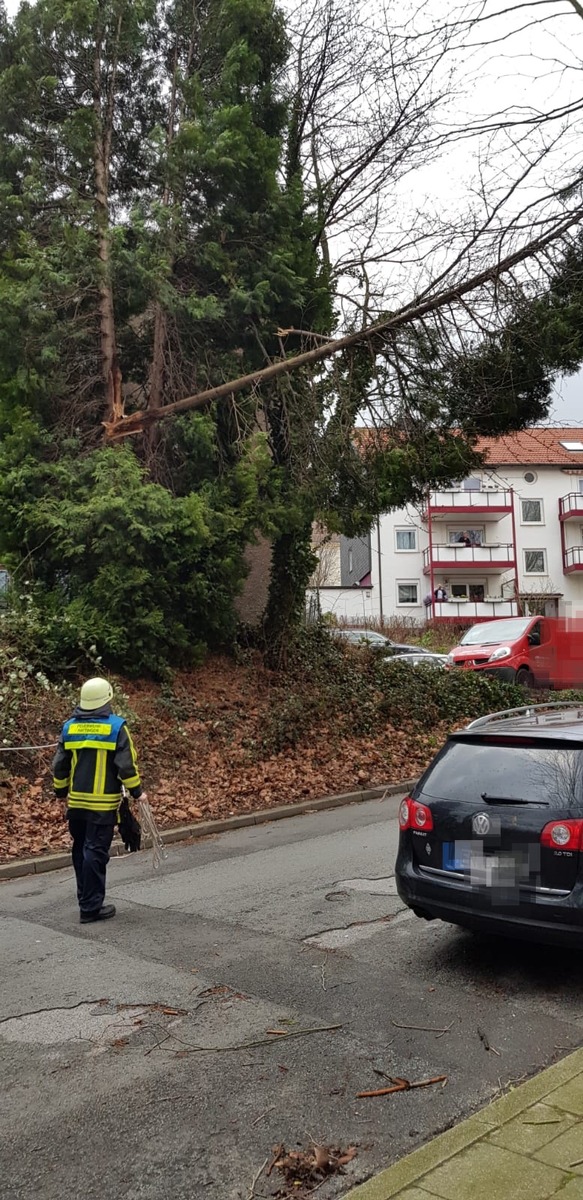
[{"xmin": 560, "ymin": 440, "xmax": 583, "ymax": 451}]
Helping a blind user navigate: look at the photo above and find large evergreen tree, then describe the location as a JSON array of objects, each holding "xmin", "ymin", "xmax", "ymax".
[
  {"xmin": 0, "ymin": 0, "xmax": 329, "ymax": 670},
  {"xmin": 1, "ymin": 0, "xmax": 572, "ymax": 673}
]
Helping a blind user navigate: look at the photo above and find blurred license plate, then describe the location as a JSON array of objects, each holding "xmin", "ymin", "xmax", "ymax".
[
  {"xmin": 442, "ymin": 842, "xmax": 471, "ymax": 872},
  {"xmin": 443, "ymin": 843, "xmax": 521, "ymax": 886}
]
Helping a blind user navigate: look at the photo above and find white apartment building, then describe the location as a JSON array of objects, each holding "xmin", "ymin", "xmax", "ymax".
[{"xmin": 308, "ymin": 428, "xmax": 583, "ymax": 626}]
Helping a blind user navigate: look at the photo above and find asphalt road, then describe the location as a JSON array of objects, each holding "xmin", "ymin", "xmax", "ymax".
[{"xmin": 2, "ymin": 794, "xmax": 583, "ymax": 1200}]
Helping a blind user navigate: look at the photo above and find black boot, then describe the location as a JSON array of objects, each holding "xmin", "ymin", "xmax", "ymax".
[{"xmin": 80, "ymin": 903, "xmax": 116, "ymax": 924}]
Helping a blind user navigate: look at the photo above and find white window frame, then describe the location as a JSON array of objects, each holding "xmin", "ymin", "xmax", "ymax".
[
  {"xmin": 524, "ymin": 549, "xmax": 547, "ymax": 575},
  {"xmin": 348, "ymin": 548, "xmax": 353, "ymax": 573},
  {"xmin": 520, "ymin": 498, "xmax": 544, "ymax": 525},
  {"xmin": 450, "ymin": 581, "xmax": 487, "ymax": 601},
  {"xmin": 395, "ymin": 527, "xmax": 417, "ymax": 552},
  {"xmin": 396, "ymin": 581, "xmax": 420, "ymax": 606},
  {"xmin": 450, "ymin": 582, "xmax": 469, "ymax": 599}
]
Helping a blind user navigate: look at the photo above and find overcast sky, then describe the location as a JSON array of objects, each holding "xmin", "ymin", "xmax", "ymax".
[{"xmin": 3, "ymin": 0, "xmax": 582, "ymax": 425}]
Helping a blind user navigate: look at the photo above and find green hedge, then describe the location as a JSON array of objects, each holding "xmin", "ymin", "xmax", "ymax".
[
  {"xmin": 261, "ymin": 627, "xmax": 534, "ymax": 750},
  {"xmin": 375, "ymin": 660, "xmax": 529, "ymax": 727}
]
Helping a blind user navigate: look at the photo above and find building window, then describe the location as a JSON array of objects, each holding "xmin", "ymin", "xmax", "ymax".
[
  {"xmin": 578, "ymin": 479, "xmax": 583, "ymax": 494},
  {"xmin": 448, "ymin": 528, "xmax": 483, "ymax": 545},
  {"xmin": 395, "ymin": 528, "xmax": 417, "ymax": 551},
  {"xmin": 524, "ymin": 471, "xmax": 537, "ymax": 484},
  {"xmin": 521, "ymin": 498, "xmax": 544, "ymax": 524},
  {"xmin": 524, "ymin": 549, "xmax": 547, "ymax": 575},
  {"xmin": 451, "ymin": 583, "xmax": 485, "ymax": 601},
  {"xmin": 397, "ymin": 582, "xmax": 419, "ymax": 605},
  {"xmin": 462, "ymin": 476, "xmax": 481, "ymax": 492},
  {"xmin": 560, "ymin": 441, "xmax": 583, "ymax": 451},
  {"xmin": 348, "ymin": 548, "xmax": 353, "ymax": 573}
]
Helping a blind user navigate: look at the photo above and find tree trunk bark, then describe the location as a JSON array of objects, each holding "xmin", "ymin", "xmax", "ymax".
[
  {"xmin": 263, "ymin": 522, "xmax": 316, "ymax": 668},
  {"xmin": 93, "ymin": 22, "xmax": 123, "ymax": 424},
  {"xmin": 148, "ymin": 54, "xmax": 178, "ymax": 418}
]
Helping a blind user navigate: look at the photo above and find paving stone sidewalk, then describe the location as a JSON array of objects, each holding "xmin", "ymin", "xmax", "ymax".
[{"xmin": 345, "ymin": 1047, "xmax": 583, "ymax": 1200}]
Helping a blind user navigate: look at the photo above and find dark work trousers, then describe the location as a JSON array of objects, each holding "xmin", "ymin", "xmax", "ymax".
[{"xmin": 68, "ymin": 815, "xmax": 115, "ymax": 914}]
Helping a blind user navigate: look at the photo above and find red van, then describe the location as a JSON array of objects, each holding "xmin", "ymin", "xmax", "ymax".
[{"xmin": 447, "ymin": 616, "xmax": 583, "ymax": 689}]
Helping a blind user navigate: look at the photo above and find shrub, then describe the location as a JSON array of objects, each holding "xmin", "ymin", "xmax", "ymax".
[
  {"xmin": 261, "ymin": 626, "xmax": 537, "ymax": 751},
  {"xmin": 375, "ymin": 660, "xmax": 528, "ymax": 727},
  {"xmin": 0, "ymin": 442, "xmax": 272, "ymax": 676}
]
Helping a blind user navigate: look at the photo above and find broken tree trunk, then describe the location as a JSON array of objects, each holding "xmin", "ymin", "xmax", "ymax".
[{"xmin": 103, "ymin": 206, "xmax": 583, "ymax": 439}]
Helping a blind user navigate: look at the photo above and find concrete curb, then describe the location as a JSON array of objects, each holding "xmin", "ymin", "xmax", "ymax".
[
  {"xmin": 344, "ymin": 1047, "xmax": 583, "ymax": 1200},
  {"xmin": 0, "ymin": 780, "xmax": 413, "ymax": 882}
]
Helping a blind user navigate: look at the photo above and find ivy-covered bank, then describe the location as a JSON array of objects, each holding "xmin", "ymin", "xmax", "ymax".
[{"xmin": 0, "ymin": 627, "xmax": 564, "ymax": 862}]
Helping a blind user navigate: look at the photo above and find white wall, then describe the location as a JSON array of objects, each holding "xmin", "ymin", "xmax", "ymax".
[{"xmin": 307, "ymin": 586, "xmax": 381, "ymax": 622}]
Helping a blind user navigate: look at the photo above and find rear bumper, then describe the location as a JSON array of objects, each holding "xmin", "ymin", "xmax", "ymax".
[{"xmin": 396, "ymin": 855, "xmax": 583, "ymax": 947}]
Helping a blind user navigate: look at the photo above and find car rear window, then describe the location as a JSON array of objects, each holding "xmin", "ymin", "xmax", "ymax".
[{"xmin": 421, "ymin": 739, "xmax": 583, "ymax": 807}]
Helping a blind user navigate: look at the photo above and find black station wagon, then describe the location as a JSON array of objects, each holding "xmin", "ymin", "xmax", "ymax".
[{"xmin": 396, "ymin": 704, "xmax": 583, "ymax": 947}]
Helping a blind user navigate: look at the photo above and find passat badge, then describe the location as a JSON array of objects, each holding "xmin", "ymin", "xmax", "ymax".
[{"xmin": 472, "ymin": 813, "xmax": 491, "ymax": 836}]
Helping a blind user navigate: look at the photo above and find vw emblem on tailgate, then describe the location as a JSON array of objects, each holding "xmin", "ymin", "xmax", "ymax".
[{"xmin": 472, "ymin": 813, "xmax": 491, "ymax": 836}]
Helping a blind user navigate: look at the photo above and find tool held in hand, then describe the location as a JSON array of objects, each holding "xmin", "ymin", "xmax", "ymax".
[
  {"xmin": 138, "ymin": 797, "xmax": 167, "ymax": 870},
  {"xmin": 118, "ymin": 794, "xmax": 142, "ymax": 852}
]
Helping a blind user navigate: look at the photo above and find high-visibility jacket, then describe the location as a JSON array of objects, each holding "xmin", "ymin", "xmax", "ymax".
[{"xmin": 52, "ymin": 704, "xmax": 142, "ymax": 818}]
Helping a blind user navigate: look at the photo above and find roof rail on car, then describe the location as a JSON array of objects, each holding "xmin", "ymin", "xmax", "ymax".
[{"xmin": 466, "ymin": 702, "xmax": 583, "ymax": 731}]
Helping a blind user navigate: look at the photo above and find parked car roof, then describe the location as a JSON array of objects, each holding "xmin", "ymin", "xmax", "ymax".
[
  {"xmin": 333, "ymin": 628, "xmax": 431, "ymax": 655},
  {"xmin": 383, "ymin": 652, "xmax": 448, "ymax": 668},
  {"xmin": 457, "ymin": 703, "xmax": 583, "ymax": 742}
]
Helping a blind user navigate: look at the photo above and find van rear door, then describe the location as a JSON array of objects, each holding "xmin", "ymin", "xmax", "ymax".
[{"xmin": 527, "ymin": 619, "xmax": 556, "ymax": 686}]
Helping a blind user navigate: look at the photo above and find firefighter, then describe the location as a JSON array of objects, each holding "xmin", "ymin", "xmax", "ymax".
[{"xmin": 52, "ymin": 677, "xmax": 147, "ymax": 923}]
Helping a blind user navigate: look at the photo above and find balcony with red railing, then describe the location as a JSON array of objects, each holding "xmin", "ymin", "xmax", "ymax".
[
  {"xmin": 559, "ymin": 493, "xmax": 583, "ymax": 522},
  {"xmin": 431, "ymin": 598, "xmax": 520, "ymax": 624},
  {"xmin": 426, "ymin": 489, "xmax": 513, "ymax": 520},
  {"xmin": 423, "ymin": 543, "xmax": 516, "ymax": 575},
  {"xmin": 564, "ymin": 546, "xmax": 583, "ymax": 573}
]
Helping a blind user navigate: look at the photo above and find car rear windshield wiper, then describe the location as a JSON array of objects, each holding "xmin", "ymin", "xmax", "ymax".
[{"xmin": 480, "ymin": 793, "xmax": 549, "ymax": 806}]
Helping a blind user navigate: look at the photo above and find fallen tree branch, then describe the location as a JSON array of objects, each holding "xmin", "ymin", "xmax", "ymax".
[
  {"xmin": 149, "ymin": 1022, "xmax": 344, "ymax": 1056},
  {"xmin": 251, "ymin": 1105, "xmax": 275, "ymax": 1127},
  {"xmin": 391, "ymin": 1020, "xmax": 453, "ymax": 1036},
  {"xmin": 356, "ymin": 1074, "xmax": 447, "ymax": 1098},
  {"xmin": 247, "ymin": 1157, "xmax": 269, "ymax": 1200},
  {"xmin": 478, "ymin": 1027, "xmax": 501, "ymax": 1056},
  {"xmin": 104, "ymin": 206, "xmax": 583, "ymax": 440}
]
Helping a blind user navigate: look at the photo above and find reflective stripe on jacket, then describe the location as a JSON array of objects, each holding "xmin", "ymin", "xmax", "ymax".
[{"xmin": 52, "ymin": 706, "xmax": 142, "ymax": 813}]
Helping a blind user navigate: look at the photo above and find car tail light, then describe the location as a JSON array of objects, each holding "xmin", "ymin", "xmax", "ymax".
[
  {"xmin": 399, "ymin": 797, "xmax": 433, "ymax": 832},
  {"xmin": 541, "ymin": 820, "xmax": 583, "ymax": 852}
]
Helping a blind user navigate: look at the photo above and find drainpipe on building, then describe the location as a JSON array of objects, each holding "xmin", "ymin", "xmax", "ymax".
[
  {"xmin": 427, "ymin": 495, "xmax": 436, "ymax": 622},
  {"xmin": 376, "ymin": 521, "xmax": 384, "ymax": 623},
  {"xmin": 509, "ymin": 487, "xmax": 521, "ymax": 615}
]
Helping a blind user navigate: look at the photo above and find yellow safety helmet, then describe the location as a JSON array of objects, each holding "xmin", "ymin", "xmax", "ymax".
[{"xmin": 79, "ymin": 677, "xmax": 114, "ymax": 711}]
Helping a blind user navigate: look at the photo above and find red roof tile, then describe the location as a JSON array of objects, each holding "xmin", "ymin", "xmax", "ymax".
[{"xmin": 476, "ymin": 428, "xmax": 583, "ymax": 466}]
